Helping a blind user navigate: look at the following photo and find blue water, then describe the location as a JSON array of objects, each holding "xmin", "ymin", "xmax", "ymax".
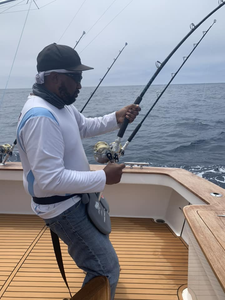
[{"xmin": 0, "ymin": 83, "xmax": 225, "ymax": 188}]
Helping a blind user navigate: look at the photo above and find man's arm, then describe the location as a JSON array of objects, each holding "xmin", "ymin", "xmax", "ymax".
[{"xmin": 73, "ymin": 104, "xmax": 141, "ymax": 139}]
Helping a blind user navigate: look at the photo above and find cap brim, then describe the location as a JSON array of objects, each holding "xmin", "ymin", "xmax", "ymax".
[{"xmin": 66, "ymin": 64, "xmax": 93, "ymax": 71}]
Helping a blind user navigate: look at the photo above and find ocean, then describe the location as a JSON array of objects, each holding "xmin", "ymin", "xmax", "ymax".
[{"xmin": 0, "ymin": 83, "xmax": 225, "ymax": 188}]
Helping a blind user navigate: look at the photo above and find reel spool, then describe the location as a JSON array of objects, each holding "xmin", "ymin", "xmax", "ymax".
[
  {"xmin": 0, "ymin": 143, "xmax": 13, "ymax": 164},
  {"xmin": 0, "ymin": 143, "xmax": 13, "ymax": 155},
  {"xmin": 93, "ymin": 141, "xmax": 122, "ymax": 164}
]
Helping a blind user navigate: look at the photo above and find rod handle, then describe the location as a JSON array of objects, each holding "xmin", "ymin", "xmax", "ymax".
[
  {"xmin": 117, "ymin": 118, "xmax": 129, "ymax": 138},
  {"xmin": 117, "ymin": 96, "xmax": 142, "ymax": 139}
]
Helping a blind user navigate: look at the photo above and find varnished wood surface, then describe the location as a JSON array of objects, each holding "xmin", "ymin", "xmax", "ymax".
[
  {"xmin": 0, "ymin": 214, "xmax": 188, "ymax": 300},
  {"xmin": 0, "ymin": 162, "xmax": 22, "ymax": 170},
  {"xmin": 91, "ymin": 164, "xmax": 225, "ymax": 206},
  {"xmin": 71, "ymin": 276, "xmax": 110, "ymax": 300},
  {"xmin": 184, "ymin": 205, "xmax": 225, "ymax": 292}
]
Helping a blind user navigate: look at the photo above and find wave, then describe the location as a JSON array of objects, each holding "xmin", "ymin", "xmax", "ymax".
[
  {"xmin": 176, "ymin": 120, "xmax": 211, "ymax": 131},
  {"xmin": 171, "ymin": 131, "xmax": 225, "ymax": 153},
  {"xmin": 171, "ymin": 139, "xmax": 207, "ymax": 152}
]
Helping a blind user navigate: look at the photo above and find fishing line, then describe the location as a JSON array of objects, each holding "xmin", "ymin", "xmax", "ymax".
[
  {"xmin": 58, "ymin": 0, "xmax": 118, "ymax": 47},
  {"xmin": 109, "ymin": 1, "xmax": 225, "ymax": 155},
  {"xmin": 83, "ymin": 0, "xmax": 117, "ymax": 37},
  {"xmin": 80, "ymin": 42, "xmax": 128, "ymax": 113},
  {"xmin": 73, "ymin": 1, "xmax": 118, "ymax": 49},
  {"xmin": 0, "ymin": 0, "xmax": 56, "ymax": 13},
  {"xmin": 37, "ymin": 0, "xmax": 57, "ymax": 9},
  {"xmin": 80, "ymin": 0, "xmax": 133, "ymax": 53},
  {"xmin": 57, "ymin": 0, "xmax": 88, "ymax": 43},
  {"xmin": 0, "ymin": 0, "xmax": 33, "ymax": 108},
  {"xmin": 0, "ymin": 0, "xmax": 26, "ymax": 13}
]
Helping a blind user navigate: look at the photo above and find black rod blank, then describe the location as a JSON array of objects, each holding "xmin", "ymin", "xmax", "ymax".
[
  {"xmin": 117, "ymin": 1, "xmax": 225, "ymax": 140},
  {"xmin": 125, "ymin": 21, "xmax": 216, "ymax": 146}
]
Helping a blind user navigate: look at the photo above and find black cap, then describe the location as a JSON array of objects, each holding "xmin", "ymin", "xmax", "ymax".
[{"xmin": 37, "ymin": 43, "xmax": 93, "ymax": 72}]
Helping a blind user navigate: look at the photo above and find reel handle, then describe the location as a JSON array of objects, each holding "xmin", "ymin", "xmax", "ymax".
[{"xmin": 117, "ymin": 96, "xmax": 142, "ymax": 138}]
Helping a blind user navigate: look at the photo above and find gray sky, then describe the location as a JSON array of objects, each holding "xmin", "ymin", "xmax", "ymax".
[{"xmin": 0, "ymin": 0, "xmax": 225, "ymax": 88}]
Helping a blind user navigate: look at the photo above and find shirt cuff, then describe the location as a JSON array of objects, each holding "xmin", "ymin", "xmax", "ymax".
[{"xmin": 97, "ymin": 169, "xmax": 106, "ymax": 191}]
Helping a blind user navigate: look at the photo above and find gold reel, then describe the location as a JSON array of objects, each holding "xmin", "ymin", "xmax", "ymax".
[
  {"xmin": 93, "ymin": 141, "xmax": 113, "ymax": 164},
  {"xmin": 0, "ymin": 143, "xmax": 12, "ymax": 154}
]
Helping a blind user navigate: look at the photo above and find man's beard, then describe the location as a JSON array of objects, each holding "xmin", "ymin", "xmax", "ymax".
[{"xmin": 58, "ymin": 83, "xmax": 79, "ymax": 105}]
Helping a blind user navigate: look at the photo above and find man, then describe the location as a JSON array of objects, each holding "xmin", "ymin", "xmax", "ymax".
[{"xmin": 17, "ymin": 43, "xmax": 140, "ymax": 299}]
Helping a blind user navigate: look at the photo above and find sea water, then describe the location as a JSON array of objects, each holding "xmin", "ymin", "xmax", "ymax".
[{"xmin": 0, "ymin": 83, "xmax": 224, "ymax": 188}]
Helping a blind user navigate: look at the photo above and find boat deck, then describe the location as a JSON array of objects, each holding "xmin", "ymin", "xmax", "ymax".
[{"xmin": 0, "ymin": 214, "xmax": 188, "ymax": 300}]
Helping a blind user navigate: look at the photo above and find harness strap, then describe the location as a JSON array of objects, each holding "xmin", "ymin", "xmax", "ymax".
[{"xmin": 50, "ymin": 229, "xmax": 73, "ymax": 298}]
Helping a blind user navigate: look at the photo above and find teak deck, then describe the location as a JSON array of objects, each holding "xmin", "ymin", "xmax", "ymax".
[{"xmin": 0, "ymin": 214, "xmax": 188, "ymax": 300}]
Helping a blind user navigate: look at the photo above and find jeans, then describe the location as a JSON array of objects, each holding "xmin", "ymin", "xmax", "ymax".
[{"xmin": 44, "ymin": 200, "xmax": 120, "ymax": 300}]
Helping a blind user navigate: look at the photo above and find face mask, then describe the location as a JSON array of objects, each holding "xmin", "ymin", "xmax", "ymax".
[{"xmin": 58, "ymin": 83, "xmax": 79, "ymax": 105}]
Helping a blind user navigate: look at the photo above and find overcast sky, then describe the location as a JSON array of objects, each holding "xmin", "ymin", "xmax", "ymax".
[{"xmin": 0, "ymin": 0, "xmax": 225, "ymax": 88}]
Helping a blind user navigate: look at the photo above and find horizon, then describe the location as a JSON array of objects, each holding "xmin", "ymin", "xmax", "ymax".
[{"xmin": 0, "ymin": 81, "xmax": 225, "ymax": 91}]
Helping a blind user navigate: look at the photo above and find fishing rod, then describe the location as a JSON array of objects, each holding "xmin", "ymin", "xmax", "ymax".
[
  {"xmin": 120, "ymin": 20, "xmax": 216, "ymax": 157},
  {"xmin": 106, "ymin": 1, "xmax": 225, "ymax": 156},
  {"xmin": 0, "ymin": 0, "xmax": 16, "ymax": 4},
  {"xmin": 0, "ymin": 0, "xmax": 15, "ymax": 5},
  {"xmin": 33, "ymin": 0, "xmax": 39, "ymax": 9},
  {"xmin": 93, "ymin": 20, "xmax": 216, "ymax": 164},
  {"xmin": 80, "ymin": 42, "xmax": 128, "ymax": 113},
  {"xmin": 74, "ymin": 31, "xmax": 86, "ymax": 49}
]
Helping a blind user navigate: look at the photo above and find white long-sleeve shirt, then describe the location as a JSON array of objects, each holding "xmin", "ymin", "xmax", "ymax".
[{"xmin": 17, "ymin": 94, "xmax": 119, "ymax": 218}]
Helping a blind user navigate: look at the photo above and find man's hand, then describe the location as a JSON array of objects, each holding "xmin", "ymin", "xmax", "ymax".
[
  {"xmin": 116, "ymin": 104, "xmax": 141, "ymax": 124},
  {"xmin": 103, "ymin": 162, "xmax": 125, "ymax": 185}
]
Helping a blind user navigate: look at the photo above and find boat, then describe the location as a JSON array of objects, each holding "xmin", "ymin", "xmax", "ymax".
[
  {"xmin": 1, "ymin": 1, "xmax": 225, "ymax": 299},
  {"xmin": 0, "ymin": 161, "xmax": 225, "ymax": 299}
]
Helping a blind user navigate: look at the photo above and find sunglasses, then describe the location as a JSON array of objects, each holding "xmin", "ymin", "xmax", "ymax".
[{"xmin": 65, "ymin": 73, "xmax": 83, "ymax": 83}]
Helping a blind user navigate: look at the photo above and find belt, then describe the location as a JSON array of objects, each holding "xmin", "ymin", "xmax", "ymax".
[{"xmin": 33, "ymin": 194, "xmax": 79, "ymax": 205}]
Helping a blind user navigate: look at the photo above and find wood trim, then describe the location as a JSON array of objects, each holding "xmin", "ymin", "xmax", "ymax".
[{"xmin": 177, "ymin": 284, "xmax": 187, "ymax": 300}]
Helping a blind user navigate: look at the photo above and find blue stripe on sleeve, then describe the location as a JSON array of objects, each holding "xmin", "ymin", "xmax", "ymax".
[
  {"xmin": 17, "ymin": 107, "xmax": 59, "ymax": 152},
  {"xmin": 27, "ymin": 170, "xmax": 35, "ymax": 197}
]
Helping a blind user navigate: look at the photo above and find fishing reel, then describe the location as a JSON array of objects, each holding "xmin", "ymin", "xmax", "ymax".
[
  {"xmin": 0, "ymin": 143, "xmax": 13, "ymax": 155},
  {"xmin": 93, "ymin": 141, "xmax": 123, "ymax": 164},
  {"xmin": 0, "ymin": 143, "xmax": 13, "ymax": 163}
]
